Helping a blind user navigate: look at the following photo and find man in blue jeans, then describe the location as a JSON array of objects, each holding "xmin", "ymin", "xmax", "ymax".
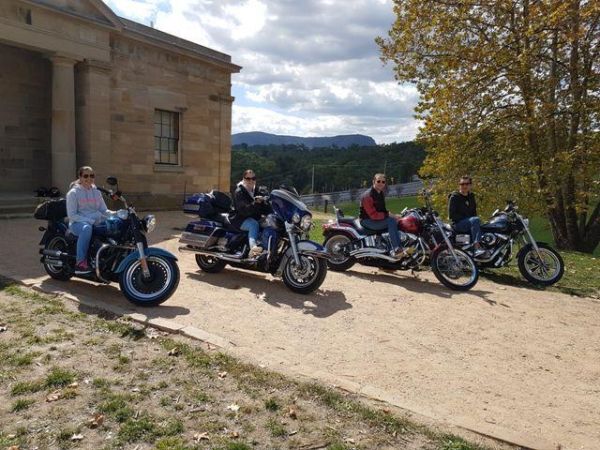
[
  {"xmin": 448, "ymin": 175, "xmax": 483, "ymax": 253},
  {"xmin": 359, "ymin": 173, "xmax": 407, "ymax": 258}
]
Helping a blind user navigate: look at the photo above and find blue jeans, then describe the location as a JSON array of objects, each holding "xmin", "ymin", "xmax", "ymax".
[
  {"xmin": 69, "ymin": 222, "xmax": 107, "ymax": 263},
  {"xmin": 361, "ymin": 217, "xmax": 402, "ymax": 249},
  {"xmin": 240, "ymin": 217, "xmax": 260, "ymax": 247},
  {"xmin": 454, "ymin": 216, "xmax": 482, "ymax": 244}
]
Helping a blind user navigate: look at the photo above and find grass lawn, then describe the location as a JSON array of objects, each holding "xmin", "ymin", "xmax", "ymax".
[
  {"xmin": 310, "ymin": 196, "xmax": 599, "ymax": 297},
  {"xmin": 0, "ymin": 280, "xmax": 491, "ymax": 450}
]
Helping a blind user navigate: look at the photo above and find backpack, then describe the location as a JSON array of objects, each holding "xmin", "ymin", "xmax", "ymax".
[{"xmin": 34, "ymin": 198, "xmax": 67, "ymax": 221}]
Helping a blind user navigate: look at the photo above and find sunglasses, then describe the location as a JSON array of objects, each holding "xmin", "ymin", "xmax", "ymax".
[
  {"xmin": 82, "ymin": 173, "xmax": 95, "ymax": 179},
  {"xmin": 244, "ymin": 176, "xmax": 256, "ymax": 181},
  {"xmin": 375, "ymin": 180, "xmax": 386, "ymax": 184},
  {"xmin": 459, "ymin": 182, "xmax": 471, "ymax": 186}
]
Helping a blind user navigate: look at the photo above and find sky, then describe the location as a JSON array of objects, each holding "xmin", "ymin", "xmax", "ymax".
[{"xmin": 104, "ymin": 0, "xmax": 420, "ymax": 144}]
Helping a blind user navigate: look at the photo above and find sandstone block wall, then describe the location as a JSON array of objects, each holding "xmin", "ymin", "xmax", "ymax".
[
  {"xmin": 107, "ymin": 35, "xmax": 233, "ymax": 208},
  {"xmin": 0, "ymin": 43, "xmax": 51, "ymax": 192}
]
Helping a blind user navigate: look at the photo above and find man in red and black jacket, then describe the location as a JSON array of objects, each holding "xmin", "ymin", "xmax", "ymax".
[{"xmin": 359, "ymin": 173, "xmax": 406, "ymax": 257}]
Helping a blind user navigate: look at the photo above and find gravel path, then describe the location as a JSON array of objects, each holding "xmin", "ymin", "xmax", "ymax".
[{"xmin": 1, "ymin": 213, "xmax": 598, "ymax": 449}]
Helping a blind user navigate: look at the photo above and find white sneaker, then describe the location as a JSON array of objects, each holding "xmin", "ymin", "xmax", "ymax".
[{"xmin": 249, "ymin": 246, "xmax": 263, "ymax": 257}]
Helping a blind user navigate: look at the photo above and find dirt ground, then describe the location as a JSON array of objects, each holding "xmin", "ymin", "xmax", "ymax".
[
  {"xmin": 0, "ymin": 284, "xmax": 482, "ymax": 449},
  {"xmin": 0, "ymin": 213, "xmax": 599, "ymax": 449}
]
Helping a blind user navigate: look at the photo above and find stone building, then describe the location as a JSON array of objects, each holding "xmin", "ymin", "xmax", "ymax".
[{"xmin": 0, "ymin": 0, "xmax": 240, "ymax": 207}]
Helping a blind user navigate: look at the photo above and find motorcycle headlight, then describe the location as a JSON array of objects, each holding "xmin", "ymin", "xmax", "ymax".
[
  {"xmin": 292, "ymin": 212, "xmax": 301, "ymax": 224},
  {"xmin": 300, "ymin": 214, "xmax": 313, "ymax": 231},
  {"xmin": 522, "ymin": 218, "xmax": 529, "ymax": 227},
  {"xmin": 117, "ymin": 209, "xmax": 129, "ymax": 220},
  {"xmin": 143, "ymin": 214, "xmax": 156, "ymax": 233}
]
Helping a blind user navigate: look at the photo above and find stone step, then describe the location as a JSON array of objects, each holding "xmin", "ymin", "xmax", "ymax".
[
  {"xmin": 0, "ymin": 204, "xmax": 37, "ymax": 216},
  {"xmin": 0, "ymin": 197, "xmax": 45, "ymax": 207}
]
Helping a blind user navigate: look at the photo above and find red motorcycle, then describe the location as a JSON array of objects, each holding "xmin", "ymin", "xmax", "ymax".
[{"xmin": 322, "ymin": 202, "xmax": 479, "ymax": 291}]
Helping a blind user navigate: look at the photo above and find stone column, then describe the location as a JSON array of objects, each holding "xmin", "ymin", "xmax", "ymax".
[
  {"xmin": 50, "ymin": 56, "xmax": 77, "ymax": 194},
  {"xmin": 75, "ymin": 59, "xmax": 111, "ymax": 176}
]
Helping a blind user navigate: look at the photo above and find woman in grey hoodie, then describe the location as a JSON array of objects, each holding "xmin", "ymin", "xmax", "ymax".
[{"xmin": 66, "ymin": 166, "xmax": 113, "ymax": 273}]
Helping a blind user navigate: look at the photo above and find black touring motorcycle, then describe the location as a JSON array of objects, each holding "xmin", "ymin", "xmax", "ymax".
[
  {"xmin": 450, "ymin": 200, "xmax": 565, "ymax": 286},
  {"xmin": 179, "ymin": 187, "xmax": 329, "ymax": 294},
  {"xmin": 36, "ymin": 177, "xmax": 180, "ymax": 306}
]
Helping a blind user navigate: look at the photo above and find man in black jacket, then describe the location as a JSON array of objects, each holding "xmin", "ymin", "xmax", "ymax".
[
  {"xmin": 448, "ymin": 175, "xmax": 482, "ymax": 250},
  {"xmin": 231, "ymin": 169, "xmax": 270, "ymax": 257}
]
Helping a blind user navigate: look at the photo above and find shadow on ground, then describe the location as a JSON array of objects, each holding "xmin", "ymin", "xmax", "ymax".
[
  {"xmin": 187, "ymin": 270, "xmax": 352, "ymax": 318},
  {"xmin": 37, "ymin": 277, "xmax": 191, "ymax": 319},
  {"xmin": 342, "ymin": 269, "xmax": 499, "ymax": 305}
]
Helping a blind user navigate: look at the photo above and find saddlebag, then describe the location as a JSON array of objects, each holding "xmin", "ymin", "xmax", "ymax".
[
  {"xmin": 34, "ymin": 198, "xmax": 67, "ymax": 221},
  {"xmin": 183, "ymin": 190, "xmax": 232, "ymax": 217}
]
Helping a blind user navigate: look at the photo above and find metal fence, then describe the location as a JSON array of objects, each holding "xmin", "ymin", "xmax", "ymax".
[{"xmin": 300, "ymin": 180, "xmax": 424, "ymax": 207}]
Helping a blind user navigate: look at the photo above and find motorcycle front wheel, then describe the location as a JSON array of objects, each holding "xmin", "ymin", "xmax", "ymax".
[
  {"xmin": 517, "ymin": 242, "xmax": 564, "ymax": 286},
  {"xmin": 119, "ymin": 255, "xmax": 180, "ymax": 306},
  {"xmin": 282, "ymin": 254, "xmax": 327, "ymax": 294},
  {"xmin": 43, "ymin": 235, "xmax": 73, "ymax": 281},
  {"xmin": 431, "ymin": 245, "xmax": 479, "ymax": 291}
]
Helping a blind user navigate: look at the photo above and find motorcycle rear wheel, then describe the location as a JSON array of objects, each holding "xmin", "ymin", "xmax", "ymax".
[
  {"xmin": 517, "ymin": 242, "xmax": 564, "ymax": 286},
  {"xmin": 323, "ymin": 234, "xmax": 355, "ymax": 271},
  {"xmin": 431, "ymin": 246, "xmax": 479, "ymax": 291},
  {"xmin": 43, "ymin": 235, "xmax": 73, "ymax": 281},
  {"xmin": 282, "ymin": 254, "xmax": 327, "ymax": 294},
  {"xmin": 196, "ymin": 254, "xmax": 226, "ymax": 273}
]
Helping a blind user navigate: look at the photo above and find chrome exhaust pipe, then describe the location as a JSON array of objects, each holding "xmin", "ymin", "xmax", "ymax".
[
  {"xmin": 178, "ymin": 246, "xmax": 256, "ymax": 264},
  {"xmin": 353, "ymin": 251, "xmax": 399, "ymax": 262}
]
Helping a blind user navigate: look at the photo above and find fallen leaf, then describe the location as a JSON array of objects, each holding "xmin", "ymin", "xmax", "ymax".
[
  {"xmin": 288, "ymin": 407, "xmax": 297, "ymax": 419},
  {"xmin": 194, "ymin": 432, "xmax": 210, "ymax": 442},
  {"xmin": 7, "ymin": 434, "xmax": 16, "ymax": 439},
  {"xmin": 382, "ymin": 408, "xmax": 391, "ymax": 414},
  {"xmin": 345, "ymin": 437, "xmax": 356, "ymax": 444},
  {"xmin": 168, "ymin": 347, "xmax": 180, "ymax": 357},
  {"xmin": 7, "ymin": 446, "xmax": 19, "ymax": 450},
  {"xmin": 70, "ymin": 434, "xmax": 84, "ymax": 441},
  {"xmin": 68, "ymin": 382, "xmax": 78, "ymax": 388},
  {"xmin": 226, "ymin": 403, "xmax": 240, "ymax": 412},
  {"xmin": 46, "ymin": 390, "xmax": 62, "ymax": 402},
  {"xmin": 230, "ymin": 431, "xmax": 240, "ymax": 438},
  {"xmin": 131, "ymin": 387, "xmax": 141, "ymax": 392},
  {"xmin": 218, "ymin": 371, "xmax": 228, "ymax": 379},
  {"xmin": 289, "ymin": 430, "xmax": 298, "ymax": 436},
  {"xmin": 87, "ymin": 413, "xmax": 104, "ymax": 428}
]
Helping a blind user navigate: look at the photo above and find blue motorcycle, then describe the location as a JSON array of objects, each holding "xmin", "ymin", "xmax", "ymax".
[
  {"xmin": 36, "ymin": 177, "xmax": 180, "ymax": 306},
  {"xmin": 179, "ymin": 186, "xmax": 329, "ymax": 294}
]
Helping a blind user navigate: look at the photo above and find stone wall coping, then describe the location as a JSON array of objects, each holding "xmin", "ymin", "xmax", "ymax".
[{"xmin": 119, "ymin": 17, "xmax": 242, "ymax": 73}]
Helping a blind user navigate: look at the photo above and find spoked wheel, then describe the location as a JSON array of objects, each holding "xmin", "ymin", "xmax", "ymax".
[
  {"xmin": 195, "ymin": 254, "xmax": 226, "ymax": 273},
  {"xmin": 431, "ymin": 246, "xmax": 479, "ymax": 291},
  {"xmin": 324, "ymin": 234, "xmax": 355, "ymax": 271},
  {"xmin": 119, "ymin": 256, "xmax": 180, "ymax": 306},
  {"xmin": 282, "ymin": 254, "xmax": 327, "ymax": 294},
  {"xmin": 517, "ymin": 243, "xmax": 564, "ymax": 286},
  {"xmin": 43, "ymin": 235, "xmax": 73, "ymax": 281}
]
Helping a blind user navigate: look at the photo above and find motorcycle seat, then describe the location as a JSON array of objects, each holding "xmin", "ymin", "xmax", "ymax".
[
  {"xmin": 337, "ymin": 216, "xmax": 377, "ymax": 235},
  {"xmin": 210, "ymin": 213, "xmax": 244, "ymax": 232},
  {"xmin": 355, "ymin": 220, "xmax": 380, "ymax": 236}
]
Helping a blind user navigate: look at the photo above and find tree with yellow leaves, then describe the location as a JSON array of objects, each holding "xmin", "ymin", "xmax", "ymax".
[{"xmin": 377, "ymin": 0, "xmax": 599, "ymax": 253}]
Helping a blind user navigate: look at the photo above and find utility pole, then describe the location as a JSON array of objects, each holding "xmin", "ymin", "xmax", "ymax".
[
  {"xmin": 311, "ymin": 165, "xmax": 315, "ymax": 194},
  {"xmin": 383, "ymin": 159, "xmax": 387, "ymax": 175}
]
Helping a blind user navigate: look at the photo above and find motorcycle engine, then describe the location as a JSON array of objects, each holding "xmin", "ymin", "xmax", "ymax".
[{"xmin": 480, "ymin": 233, "xmax": 497, "ymax": 247}]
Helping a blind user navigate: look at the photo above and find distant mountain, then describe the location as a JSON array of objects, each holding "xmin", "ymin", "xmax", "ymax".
[{"xmin": 232, "ymin": 131, "xmax": 376, "ymax": 148}]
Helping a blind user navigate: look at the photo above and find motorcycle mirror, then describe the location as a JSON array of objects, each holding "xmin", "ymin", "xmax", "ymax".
[{"xmin": 106, "ymin": 176, "xmax": 118, "ymax": 186}]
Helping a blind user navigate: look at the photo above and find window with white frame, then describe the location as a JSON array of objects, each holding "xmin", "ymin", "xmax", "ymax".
[{"xmin": 154, "ymin": 109, "xmax": 180, "ymax": 165}]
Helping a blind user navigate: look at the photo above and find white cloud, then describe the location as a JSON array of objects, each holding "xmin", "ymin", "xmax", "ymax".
[{"xmin": 104, "ymin": 0, "xmax": 419, "ymax": 143}]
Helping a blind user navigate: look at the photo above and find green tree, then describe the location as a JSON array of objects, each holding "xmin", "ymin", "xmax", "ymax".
[{"xmin": 377, "ymin": 0, "xmax": 600, "ymax": 253}]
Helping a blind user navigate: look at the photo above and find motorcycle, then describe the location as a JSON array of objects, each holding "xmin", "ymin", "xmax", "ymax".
[
  {"xmin": 449, "ymin": 200, "xmax": 564, "ymax": 286},
  {"xmin": 322, "ymin": 197, "xmax": 479, "ymax": 291},
  {"xmin": 179, "ymin": 186, "xmax": 329, "ymax": 294},
  {"xmin": 36, "ymin": 176, "xmax": 180, "ymax": 306}
]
